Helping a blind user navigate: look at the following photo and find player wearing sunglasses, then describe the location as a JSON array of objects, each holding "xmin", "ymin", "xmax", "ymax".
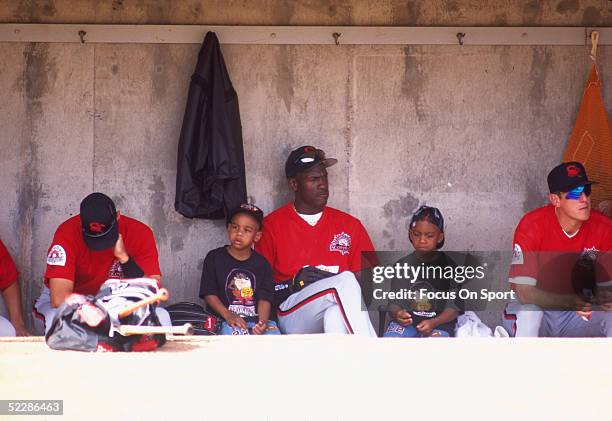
[{"xmin": 504, "ymin": 162, "xmax": 612, "ymax": 337}]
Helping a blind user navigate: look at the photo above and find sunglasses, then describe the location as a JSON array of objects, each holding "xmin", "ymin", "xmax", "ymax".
[
  {"xmin": 295, "ymin": 148, "xmax": 325, "ymax": 164},
  {"xmin": 564, "ymin": 184, "xmax": 591, "ymax": 200}
]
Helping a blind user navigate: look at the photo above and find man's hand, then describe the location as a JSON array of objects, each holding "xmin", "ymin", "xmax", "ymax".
[
  {"xmin": 516, "ymin": 283, "xmax": 596, "ymax": 311},
  {"xmin": 252, "ymin": 320, "xmax": 267, "ymax": 335},
  {"xmin": 596, "ymin": 303, "xmax": 612, "ymax": 312},
  {"xmin": 576, "ymin": 310, "xmax": 592, "ymax": 320},
  {"xmin": 416, "ymin": 319, "xmax": 437, "ymax": 336},
  {"xmin": 12, "ymin": 322, "xmax": 30, "ymax": 337},
  {"xmin": 225, "ymin": 313, "xmax": 247, "ymax": 329},
  {"xmin": 2, "ymin": 282, "xmax": 31, "ymax": 335},
  {"xmin": 574, "ymin": 295, "xmax": 592, "ymax": 311},
  {"xmin": 113, "ymin": 234, "xmax": 129, "ymax": 264},
  {"xmin": 391, "ymin": 309, "xmax": 413, "ymax": 326},
  {"xmin": 593, "ymin": 286, "xmax": 612, "ymax": 310}
]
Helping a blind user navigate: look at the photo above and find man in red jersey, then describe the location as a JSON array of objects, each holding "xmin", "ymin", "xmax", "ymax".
[
  {"xmin": 504, "ymin": 162, "xmax": 612, "ymax": 337},
  {"xmin": 255, "ymin": 146, "xmax": 377, "ymax": 336},
  {"xmin": 34, "ymin": 192, "xmax": 170, "ymax": 333}
]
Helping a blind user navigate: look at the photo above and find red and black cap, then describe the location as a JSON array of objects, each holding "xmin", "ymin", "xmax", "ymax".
[
  {"xmin": 226, "ymin": 203, "xmax": 264, "ymax": 229},
  {"xmin": 285, "ymin": 146, "xmax": 338, "ymax": 178},
  {"xmin": 547, "ymin": 161, "xmax": 594, "ymax": 193},
  {"xmin": 80, "ymin": 192, "xmax": 119, "ymax": 251}
]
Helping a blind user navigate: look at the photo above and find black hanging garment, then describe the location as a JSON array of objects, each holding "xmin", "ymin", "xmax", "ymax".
[{"xmin": 175, "ymin": 32, "xmax": 247, "ymax": 219}]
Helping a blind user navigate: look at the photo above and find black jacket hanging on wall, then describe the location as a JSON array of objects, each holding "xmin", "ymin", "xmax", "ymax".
[{"xmin": 175, "ymin": 32, "xmax": 247, "ymax": 219}]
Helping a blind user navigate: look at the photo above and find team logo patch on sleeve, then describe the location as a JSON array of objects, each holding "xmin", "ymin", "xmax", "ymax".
[
  {"xmin": 511, "ymin": 244, "xmax": 523, "ymax": 265},
  {"xmin": 47, "ymin": 245, "xmax": 67, "ymax": 266},
  {"xmin": 330, "ymin": 232, "xmax": 351, "ymax": 255}
]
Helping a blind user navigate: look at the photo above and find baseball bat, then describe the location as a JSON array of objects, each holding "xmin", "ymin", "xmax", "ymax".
[
  {"xmin": 118, "ymin": 323, "xmax": 194, "ymax": 336},
  {"xmin": 118, "ymin": 288, "xmax": 169, "ymax": 319}
]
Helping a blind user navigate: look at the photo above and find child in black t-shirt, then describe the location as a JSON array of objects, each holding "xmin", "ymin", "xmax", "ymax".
[
  {"xmin": 384, "ymin": 206, "xmax": 460, "ymax": 337},
  {"xmin": 199, "ymin": 204, "xmax": 279, "ymax": 335}
]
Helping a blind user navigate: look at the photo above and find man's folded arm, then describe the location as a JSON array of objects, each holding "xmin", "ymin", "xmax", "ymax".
[
  {"xmin": 49, "ymin": 278, "xmax": 74, "ymax": 307},
  {"xmin": 513, "ymin": 282, "xmax": 580, "ymax": 310}
]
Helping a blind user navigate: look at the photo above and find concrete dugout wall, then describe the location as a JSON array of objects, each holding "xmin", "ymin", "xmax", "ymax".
[{"xmin": 0, "ymin": 1, "xmax": 611, "ymax": 329}]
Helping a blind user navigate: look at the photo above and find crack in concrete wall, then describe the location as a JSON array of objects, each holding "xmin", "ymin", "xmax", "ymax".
[{"xmin": 275, "ymin": 46, "xmax": 295, "ymax": 114}]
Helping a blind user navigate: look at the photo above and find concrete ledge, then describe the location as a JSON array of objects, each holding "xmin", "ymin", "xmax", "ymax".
[{"xmin": 1, "ymin": 335, "xmax": 611, "ymax": 420}]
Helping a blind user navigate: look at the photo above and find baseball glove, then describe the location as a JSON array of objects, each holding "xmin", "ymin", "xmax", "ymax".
[
  {"xmin": 273, "ymin": 266, "xmax": 335, "ymax": 306},
  {"xmin": 292, "ymin": 266, "xmax": 335, "ymax": 290},
  {"xmin": 165, "ymin": 302, "xmax": 221, "ymax": 335}
]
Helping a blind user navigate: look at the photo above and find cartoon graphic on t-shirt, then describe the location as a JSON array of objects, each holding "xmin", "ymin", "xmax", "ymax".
[{"xmin": 226, "ymin": 269, "xmax": 257, "ymax": 317}]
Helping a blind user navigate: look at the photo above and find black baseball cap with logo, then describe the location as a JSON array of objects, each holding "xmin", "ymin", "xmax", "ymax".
[
  {"xmin": 285, "ymin": 146, "xmax": 338, "ymax": 178},
  {"xmin": 226, "ymin": 203, "xmax": 264, "ymax": 229},
  {"xmin": 547, "ymin": 161, "xmax": 594, "ymax": 193},
  {"xmin": 80, "ymin": 192, "xmax": 119, "ymax": 251}
]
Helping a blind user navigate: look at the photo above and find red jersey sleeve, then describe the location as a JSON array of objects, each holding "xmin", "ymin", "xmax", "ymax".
[
  {"xmin": 44, "ymin": 228, "xmax": 77, "ymax": 284},
  {"xmin": 508, "ymin": 218, "xmax": 539, "ymax": 287},
  {"xmin": 254, "ymin": 225, "xmax": 276, "ymax": 275},
  {"xmin": 0, "ymin": 240, "xmax": 18, "ymax": 291},
  {"xmin": 125, "ymin": 224, "xmax": 161, "ymax": 277},
  {"xmin": 348, "ymin": 221, "xmax": 376, "ymax": 273}
]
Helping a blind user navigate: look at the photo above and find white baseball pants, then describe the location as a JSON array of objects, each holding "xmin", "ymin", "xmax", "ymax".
[{"xmin": 277, "ymin": 271, "xmax": 376, "ymax": 336}]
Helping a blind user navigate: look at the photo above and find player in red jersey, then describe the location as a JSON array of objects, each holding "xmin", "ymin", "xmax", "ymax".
[
  {"xmin": 255, "ymin": 146, "xmax": 377, "ymax": 336},
  {"xmin": 504, "ymin": 162, "xmax": 612, "ymax": 337},
  {"xmin": 0, "ymin": 239, "xmax": 29, "ymax": 336},
  {"xmin": 34, "ymin": 192, "xmax": 170, "ymax": 333}
]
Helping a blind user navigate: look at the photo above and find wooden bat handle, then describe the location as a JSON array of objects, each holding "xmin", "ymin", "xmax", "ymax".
[
  {"xmin": 118, "ymin": 288, "xmax": 169, "ymax": 319},
  {"xmin": 118, "ymin": 323, "xmax": 194, "ymax": 336}
]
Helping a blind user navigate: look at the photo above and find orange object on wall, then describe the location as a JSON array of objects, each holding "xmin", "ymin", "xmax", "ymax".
[{"xmin": 563, "ymin": 64, "xmax": 612, "ymax": 209}]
